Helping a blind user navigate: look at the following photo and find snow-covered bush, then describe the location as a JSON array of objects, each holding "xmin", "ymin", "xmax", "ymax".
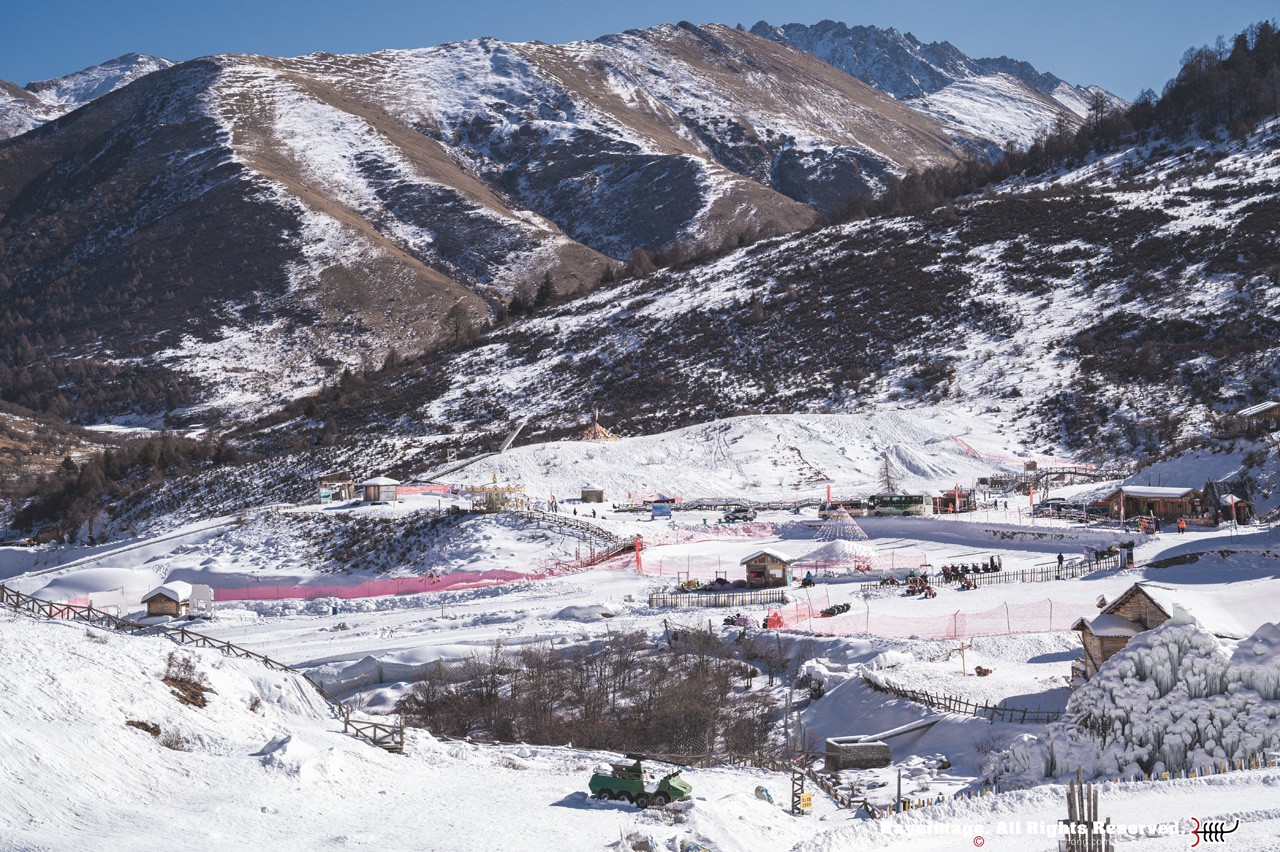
[{"xmin": 986, "ymin": 617, "xmax": 1280, "ymax": 787}]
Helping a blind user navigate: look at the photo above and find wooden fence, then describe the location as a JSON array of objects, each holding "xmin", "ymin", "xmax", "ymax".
[
  {"xmin": 863, "ymin": 671, "xmax": 1063, "ymax": 724},
  {"xmin": 648, "ymin": 588, "xmax": 790, "ymax": 609},
  {"xmin": 847, "ymin": 552, "xmax": 1122, "ymax": 595},
  {"xmin": 0, "ymin": 583, "xmax": 405, "ymax": 753}
]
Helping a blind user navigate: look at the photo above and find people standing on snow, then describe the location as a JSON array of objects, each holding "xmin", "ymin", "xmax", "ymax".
[{"xmin": 1178, "ymin": 517, "xmax": 1186, "ymax": 534}]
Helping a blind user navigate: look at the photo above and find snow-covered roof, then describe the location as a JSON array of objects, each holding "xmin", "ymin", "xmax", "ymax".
[
  {"xmin": 358, "ymin": 476, "xmax": 401, "ymax": 487},
  {"xmin": 1237, "ymin": 401, "xmax": 1280, "ymax": 418},
  {"xmin": 1114, "ymin": 486, "xmax": 1198, "ymax": 499},
  {"xmin": 141, "ymin": 581, "xmax": 193, "ymax": 603},
  {"xmin": 1076, "ymin": 613, "xmax": 1143, "ymax": 637},
  {"xmin": 740, "ymin": 548, "xmax": 795, "ymax": 565},
  {"xmin": 1129, "ymin": 582, "xmax": 1261, "ymax": 640}
]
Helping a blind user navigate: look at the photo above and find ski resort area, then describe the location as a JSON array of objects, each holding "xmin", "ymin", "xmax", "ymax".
[
  {"xmin": 3, "ymin": 407, "xmax": 1279, "ymax": 851},
  {"xmin": 4, "ymin": 4, "xmax": 1280, "ymax": 851}
]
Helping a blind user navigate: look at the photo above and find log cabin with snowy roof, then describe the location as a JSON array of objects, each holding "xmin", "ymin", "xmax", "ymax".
[
  {"xmin": 358, "ymin": 476, "xmax": 400, "ymax": 504},
  {"xmin": 1072, "ymin": 581, "xmax": 1267, "ymax": 686},
  {"xmin": 141, "ymin": 582, "xmax": 195, "ymax": 618},
  {"xmin": 740, "ymin": 549, "xmax": 794, "ymax": 589},
  {"xmin": 1105, "ymin": 485, "xmax": 1203, "ymax": 524}
]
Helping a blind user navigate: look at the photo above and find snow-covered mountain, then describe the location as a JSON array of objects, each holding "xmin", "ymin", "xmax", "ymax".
[
  {"xmin": 0, "ymin": 23, "xmax": 977, "ymax": 422},
  {"xmin": 274, "ymin": 117, "xmax": 1280, "ymax": 461},
  {"xmin": 0, "ymin": 53, "xmax": 172, "ymax": 140},
  {"xmin": 751, "ymin": 20, "xmax": 1127, "ymax": 149}
]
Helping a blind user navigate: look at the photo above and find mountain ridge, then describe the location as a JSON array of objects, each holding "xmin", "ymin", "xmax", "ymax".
[
  {"xmin": 750, "ymin": 19, "xmax": 1127, "ymax": 147},
  {"xmin": 0, "ymin": 23, "xmax": 987, "ymax": 422},
  {"xmin": 0, "ymin": 53, "xmax": 173, "ymax": 140}
]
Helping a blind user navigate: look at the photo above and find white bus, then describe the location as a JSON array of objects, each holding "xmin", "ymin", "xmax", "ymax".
[{"xmin": 868, "ymin": 494, "xmax": 935, "ymax": 516}]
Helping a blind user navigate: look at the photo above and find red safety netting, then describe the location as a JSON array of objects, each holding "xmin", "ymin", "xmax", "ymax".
[{"xmin": 777, "ymin": 597, "xmax": 1095, "ymax": 639}]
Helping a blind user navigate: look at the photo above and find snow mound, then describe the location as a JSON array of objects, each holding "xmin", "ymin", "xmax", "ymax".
[
  {"xmin": 553, "ymin": 603, "xmax": 616, "ymax": 621},
  {"xmin": 796, "ymin": 538, "xmax": 876, "ymax": 566}
]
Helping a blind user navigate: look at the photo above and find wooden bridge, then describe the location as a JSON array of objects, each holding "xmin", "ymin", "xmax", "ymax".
[{"xmin": 986, "ymin": 465, "xmax": 1129, "ymax": 494}]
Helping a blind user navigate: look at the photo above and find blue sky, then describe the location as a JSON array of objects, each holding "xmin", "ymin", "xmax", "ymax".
[{"xmin": 4, "ymin": 0, "xmax": 1277, "ymax": 100}]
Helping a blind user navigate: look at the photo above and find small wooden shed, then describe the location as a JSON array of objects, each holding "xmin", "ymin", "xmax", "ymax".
[
  {"xmin": 141, "ymin": 581, "xmax": 195, "ymax": 618},
  {"xmin": 740, "ymin": 549, "xmax": 794, "ymax": 589},
  {"xmin": 581, "ymin": 485, "xmax": 605, "ymax": 503},
  {"xmin": 1203, "ymin": 479, "xmax": 1253, "ymax": 525},
  {"xmin": 1237, "ymin": 400, "xmax": 1280, "ymax": 436},
  {"xmin": 359, "ymin": 476, "xmax": 400, "ymax": 503},
  {"xmin": 317, "ymin": 473, "xmax": 355, "ymax": 503},
  {"xmin": 1071, "ymin": 582, "xmax": 1253, "ymax": 685}
]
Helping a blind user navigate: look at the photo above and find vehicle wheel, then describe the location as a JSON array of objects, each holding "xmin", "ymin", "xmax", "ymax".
[
  {"xmin": 616, "ymin": 791, "xmax": 633, "ymax": 804},
  {"xmin": 595, "ymin": 789, "xmax": 613, "ymax": 800},
  {"xmin": 653, "ymin": 792, "xmax": 670, "ymax": 806},
  {"xmin": 634, "ymin": 793, "xmax": 651, "ymax": 809}
]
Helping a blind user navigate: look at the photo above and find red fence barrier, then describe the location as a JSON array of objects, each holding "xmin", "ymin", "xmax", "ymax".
[{"xmin": 778, "ymin": 597, "xmax": 1094, "ymax": 639}]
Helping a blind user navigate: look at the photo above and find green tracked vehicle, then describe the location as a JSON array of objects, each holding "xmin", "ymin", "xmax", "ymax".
[{"xmin": 588, "ymin": 757, "xmax": 692, "ymax": 808}]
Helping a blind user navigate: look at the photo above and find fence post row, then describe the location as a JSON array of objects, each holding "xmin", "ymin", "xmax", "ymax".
[{"xmin": 862, "ymin": 673, "xmax": 1060, "ymax": 724}]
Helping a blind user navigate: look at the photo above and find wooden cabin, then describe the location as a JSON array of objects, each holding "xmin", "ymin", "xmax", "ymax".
[
  {"xmin": 141, "ymin": 581, "xmax": 195, "ymax": 618},
  {"xmin": 317, "ymin": 473, "xmax": 355, "ymax": 503},
  {"xmin": 1237, "ymin": 401, "xmax": 1280, "ymax": 436},
  {"xmin": 740, "ymin": 549, "xmax": 794, "ymax": 589},
  {"xmin": 1072, "ymin": 582, "xmax": 1256, "ymax": 686},
  {"xmin": 1105, "ymin": 485, "xmax": 1202, "ymax": 524},
  {"xmin": 581, "ymin": 486, "xmax": 605, "ymax": 503},
  {"xmin": 359, "ymin": 476, "xmax": 400, "ymax": 503}
]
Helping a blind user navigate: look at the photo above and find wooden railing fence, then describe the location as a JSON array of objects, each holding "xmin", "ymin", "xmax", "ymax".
[
  {"xmin": 863, "ymin": 672, "xmax": 1063, "ymax": 724},
  {"xmin": 0, "ymin": 583, "xmax": 404, "ymax": 753},
  {"xmin": 848, "ymin": 553, "xmax": 1122, "ymax": 595},
  {"xmin": 647, "ymin": 588, "xmax": 789, "ymax": 609}
]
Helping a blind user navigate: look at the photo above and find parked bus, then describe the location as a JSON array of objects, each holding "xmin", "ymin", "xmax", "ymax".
[
  {"xmin": 868, "ymin": 493, "xmax": 935, "ymax": 516},
  {"xmin": 817, "ymin": 499, "xmax": 868, "ymax": 519}
]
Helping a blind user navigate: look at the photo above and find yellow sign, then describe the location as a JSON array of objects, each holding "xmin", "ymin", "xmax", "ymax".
[{"xmin": 800, "ymin": 792, "xmax": 813, "ymax": 810}]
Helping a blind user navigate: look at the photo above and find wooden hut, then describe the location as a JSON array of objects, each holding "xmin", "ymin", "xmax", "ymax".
[
  {"xmin": 359, "ymin": 476, "xmax": 400, "ymax": 503},
  {"xmin": 1105, "ymin": 485, "xmax": 1202, "ymax": 524},
  {"xmin": 1237, "ymin": 401, "xmax": 1280, "ymax": 436},
  {"xmin": 141, "ymin": 581, "xmax": 195, "ymax": 618},
  {"xmin": 1072, "ymin": 582, "xmax": 1256, "ymax": 685},
  {"xmin": 581, "ymin": 486, "xmax": 605, "ymax": 503},
  {"xmin": 740, "ymin": 549, "xmax": 794, "ymax": 589},
  {"xmin": 317, "ymin": 473, "xmax": 355, "ymax": 503}
]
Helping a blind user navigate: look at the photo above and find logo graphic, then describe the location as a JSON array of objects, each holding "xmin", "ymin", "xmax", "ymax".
[{"xmin": 1190, "ymin": 817, "xmax": 1240, "ymax": 847}]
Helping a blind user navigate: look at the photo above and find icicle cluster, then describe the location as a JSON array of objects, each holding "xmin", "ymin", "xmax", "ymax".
[{"xmin": 986, "ymin": 620, "xmax": 1280, "ymax": 787}]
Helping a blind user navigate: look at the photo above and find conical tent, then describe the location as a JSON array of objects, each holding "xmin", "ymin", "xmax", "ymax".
[
  {"xmin": 794, "ymin": 538, "xmax": 876, "ymax": 572},
  {"xmin": 818, "ymin": 507, "xmax": 869, "ymax": 542},
  {"xmin": 576, "ymin": 420, "xmax": 620, "ymax": 441}
]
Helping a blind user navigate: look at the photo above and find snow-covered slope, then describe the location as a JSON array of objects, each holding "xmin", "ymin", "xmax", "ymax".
[
  {"xmin": 751, "ymin": 20, "xmax": 1127, "ymax": 150},
  {"xmin": 0, "ymin": 53, "xmax": 172, "ymax": 140},
  {"xmin": 443, "ymin": 409, "xmax": 1034, "ymax": 502},
  {"xmin": 0, "ymin": 23, "xmax": 977, "ymax": 423},
  {"xmin": 907, "ymin": 72, "xmax": 1074, "ymax": 150},
  {"xmin": 0, "ymin": 611, "xmax": 839, "ymax": 851},
  {"xmin": 366, "ymin": 118, "xmax": 1280, "ymax": 459}
]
